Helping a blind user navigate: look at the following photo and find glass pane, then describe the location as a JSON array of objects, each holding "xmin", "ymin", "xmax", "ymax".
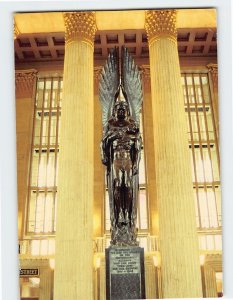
[
  {"xmin": 198, "ymin": 112, "xmax": 207, "ymax": 140},
  {"xmin": 105, "ymin": 191, "xmax": 110, "ymax": 231},
  {"xmin": 194, "ymin": 75, "xmax": 203, "ymax": 104},
  {"xmin": 138, "ymin": 237, "xmax": 148, "ymax": 251},
  {"xmin": 28, "ymin": 191, "xmax": 36, "ymax": 232},
  {"xmin": 50, "ymin": 115, "xmax": 58, "ymax": 145},
  {"xmin": 201, "ymin": 74, "xmax": 210, "ymax": 104},
  {"xmin": 36, "ymin": 80, "xmax": 45, "ymax": 108},
  {"xmin": 31, "ymin": 240, "xmax": 40, "ymax": 255},
  {"xmin": 47, "ymin": 152, "xmax": 56, "ymax": 187},
  {"xmin": 198, "ymin": 235, "xmax": 206, "ymax": 250},
  {"xmin": 207, "ymin": 111, "xmax": 214, "ymax": 140},
  {"xmin": 54, "ymin": 194, "xmax": 57, "ymax": 231},
  {"xmin": 198, "ymin": 190, "xmax": 209, "ymax": 228},
  {"xmin": 48, "ymin": 239, "xmax": 56, "ymax": 255},
  {"xmin": 138, "ymin": 189, "xmax": 148, "ymax": 230},
  {"xmin": 40, "ymin": 240, "xmax": 48, "ymax": 255},
  {"xmin": 34, "ymin": 111, "xmax": 41, "ymax": 145},
  {"xmin": 44, "ymin": 80, "xmax": 52, "ymax": 108},
  {"xmin": 206, "ymin": 190, "xmax": 218, "ymax": 227},
  {"xmin": 43, "ymin": 193, "xmax": 54, "ymax": 232},
  {"xmin": 31, "ymin": 150, "xmax": 39, "ymax": 186},
  {"xmin": 215, "ymin": 187, "xmax": 222, "ymax": 226},
  {"xmin": 194, "ymin": 149, "xmax": 205, "ymax": 182},
  {"xmin": 214, "ymin": 235, "xmax": 222, "ymax": 251},
  {"xmin": 190, "ymin": 113, "xmax": 199, "ymax": 141},
  {"xmin": 206, "ymin": 235, "xmax": 214, "ymax": 250},
  {"xmin": 203, "ymin": 149, "xmax": 213, "ymax": 182},
  {"xmin": 211, "ymin": 145, "xmax": 220, "ymax": 181},
  {"xmin": 35, "ymin": 193, "xmax": 45, "ymax": 233},
  {"xmin": 56, "ymin": 155, "xmax": 59, "ymax": 186},
  {"xmin": 139, "ymin": 149, "xmax": 146, "ymax": 184},
  {"xmin": 38, "ymin": 153, "xmax": 47, "ymax": 187}
]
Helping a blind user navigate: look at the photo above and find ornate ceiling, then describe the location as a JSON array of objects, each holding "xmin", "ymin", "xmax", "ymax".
[{"xmin": 14, "ymin": 28, "xmax": 217, "ymax": 64}]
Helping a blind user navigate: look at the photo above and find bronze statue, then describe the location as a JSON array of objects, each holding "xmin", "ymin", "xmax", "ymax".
[{"xmin": 99, "ymin": 47, "xmax": 143, "ymax": 246}]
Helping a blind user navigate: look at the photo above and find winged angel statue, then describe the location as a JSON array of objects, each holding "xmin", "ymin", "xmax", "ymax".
[{"xmin": 99, "ymin": 47, "xmax": 143, "ymax": 246}]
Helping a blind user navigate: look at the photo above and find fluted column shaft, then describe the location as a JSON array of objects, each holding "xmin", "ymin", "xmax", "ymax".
[
  {"xmin": 204, "ymin": 264, "xmax": 218, "ymax": 298},
  {"xmin": 99, "ymin": 257, "xmax": 106, "ymax": 300},
  {"xmin": 40, "ymin": 268, "xmax": 53, "ymax": 300},
  {"xmin": 145, "ymin": 10, "xmax": 202, "ymax": 298},
  {"xmin": 141, "ymin": 66, "xmax": 158, "ymax": 235},
  {"xmin": 144, "ymin": 255, "xmax": 156, "ymax": 299},
  {"xmin": 54, "ymin": 12, "xmax": 97, "ymax": 300},
  {"xmin": 15, "ymin": 69, "xmax": 37, "ymax": 239},
  {"xmin": 207, "ymin": 64, "xmax": 219, "ymax": 138},
  {"xmin": 94, "ymin": 68, "xmax": 105, "ymax": 237}
]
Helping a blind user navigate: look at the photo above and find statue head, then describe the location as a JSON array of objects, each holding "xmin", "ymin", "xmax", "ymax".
[{"xmin": 114, "ymin": 101, "xmax": 129, "ymax": 120}]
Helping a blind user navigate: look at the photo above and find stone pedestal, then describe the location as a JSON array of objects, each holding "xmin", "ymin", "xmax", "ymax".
[{"xmin": 106, "ymin": 247, "xmax": 145, "ymax": 300}]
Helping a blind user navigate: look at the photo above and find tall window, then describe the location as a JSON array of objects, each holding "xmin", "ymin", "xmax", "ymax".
[
  {"xmin": 26, "ymin": 72, "xmax": 221, "ymax": 252},
  {"xmin": 182, "ymin": 72, "xmax": 221, "ymax": 250},
  {"xmin": 26, "ymin": 77, "xmax": 62, "ymax": 235}
]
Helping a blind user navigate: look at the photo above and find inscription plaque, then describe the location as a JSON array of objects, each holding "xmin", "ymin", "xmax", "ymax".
[
  {"xmin": 20, "ymin": 269, "xmax": 39, "ymax": 276},
  {"xmin": 106, "ymin": 247, "xmax": 145, "ymax": 300}
]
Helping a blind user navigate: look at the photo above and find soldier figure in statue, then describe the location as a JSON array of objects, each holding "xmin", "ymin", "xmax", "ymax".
[{"xmin": 99, "ymin": 47, "xmax": 143, "ymax": 246}]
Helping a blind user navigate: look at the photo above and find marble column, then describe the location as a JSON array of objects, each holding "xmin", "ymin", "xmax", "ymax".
[
  {"xmin": 140, "ymin": 65, "xmax": 158, "ymax": 236},
  {"xmin": 15, "ymin": 69, "xmax": 37, "ymax": 239},
  {"xmin": 145, "ymin": 10, "xmax": 202, "ymax": 298},
  {"xmin": 93, "ymin": 67, "xmax": 105, "ymax": 237},
  {"xmin": 207, "ymin": 63, "xmax": 219, "ymax": 138},
  {"xmin": 144, "ymin": 254, "xmax": 156, "ymax": 299},
  {"xmin": 40, "ymin": 268, "xmax": 53, "ymax": 300},
  {"xmin": 54, "ymin": 12, "xmax": 97, "ymax": 300},
  {"xmin": 204, "ymin": 264, "xmax": 218, "ymax": 298},
  {"xmin": 99, "ymin": 256, "xmax": 106, "ymax": 300}
]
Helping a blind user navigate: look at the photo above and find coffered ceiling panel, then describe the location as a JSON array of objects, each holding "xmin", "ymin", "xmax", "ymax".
[{"xmin": 15, "ymin": 28, "xmax": 217, "ymax": 63}]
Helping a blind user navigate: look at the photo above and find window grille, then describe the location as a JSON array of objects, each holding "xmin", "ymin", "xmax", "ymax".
[
  {"xmin": 182, "ymin": 73, "xmax": 221, "ymax": 230},
  {"xmin": 26, "ymin": 77, "xmax": 62, "ymax": 235}
]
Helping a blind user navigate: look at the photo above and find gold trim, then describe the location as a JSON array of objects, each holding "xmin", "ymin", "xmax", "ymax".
[
  {"xmin": 145, "ymin": 10, "xmax": 177, "ymax": 44},
  {"xmin": 140, "ymin": 65, "xmax": 151, "ymax": 82},
  {"xmin": 148, "ymin": 35, "xmax": 177, "ymax": 46},
  {"xmin": 207, "ymin": 63, "xmax": 218, "ymax": 90},
  {"xmin": 14, "ymin": 22, "xmax": 20, "ymax": 40},
  {"xmin": 94, "ymin": 66, "xmax": 102, "ymax": 81},
  {"xmin": 63, "ymin": 12, "xmax": 97, "ymax": 46},
  {"xmin": 15, "ymin": 69, "xmax": 38, "ymax": 98}
]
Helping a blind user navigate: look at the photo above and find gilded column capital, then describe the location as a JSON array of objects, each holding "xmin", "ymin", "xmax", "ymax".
[
  {"xmin": 207, "ymin": 63, "xmax": 218, "ymax": 90},
  {"xmin": 14, "ymin": 22, "xmax": 20, "ymax": 40},
  {"xmin": 63, "ymin": 12, "xmax": 97, "ymax": 47},
  {"xmin": 145, "ymin": 10, "xmax": 177, "ymax": 44},
  {"xmin": 94, "ymin": 66, "xmax": 102, "ymax": 82},
  {"xmin": 15, "ymin": 69, "xmax": 37, "ymax": 98},
  {"xmin": 140, "ymin": 65, "xmax": 151, "ymax": 83}
]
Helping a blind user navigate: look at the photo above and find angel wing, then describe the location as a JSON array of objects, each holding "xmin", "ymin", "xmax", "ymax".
[
  {"xmin": 121, "ymin": 47, "xmax": 143, "ymax": 126},
  {"xmin": 99, "ymin": 48, "xmax": 120, "ymax": 132}
]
